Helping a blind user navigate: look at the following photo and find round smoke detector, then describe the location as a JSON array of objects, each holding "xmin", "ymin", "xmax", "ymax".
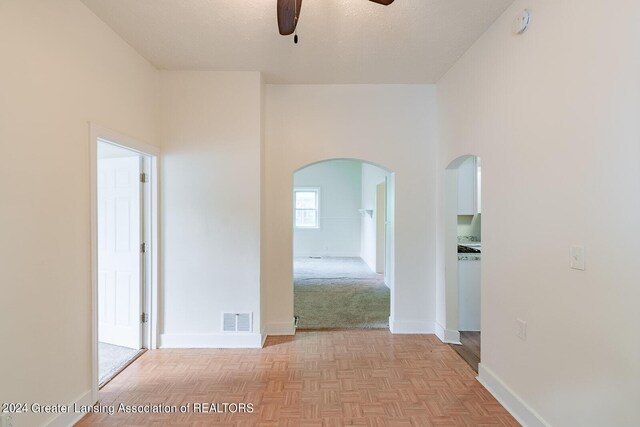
[{"xmin": 512, "ymin": 9, "xmax": 532, "ymax": 35}]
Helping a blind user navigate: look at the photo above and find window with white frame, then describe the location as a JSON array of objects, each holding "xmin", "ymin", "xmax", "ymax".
[{"xmin": 294, "ymin": 188, "xmax": 319, "ymax": 229}]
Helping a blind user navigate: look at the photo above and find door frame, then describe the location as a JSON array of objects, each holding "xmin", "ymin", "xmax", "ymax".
[
  {"xmin": 89, "ymin": 123, "xmax": 159, "ymax": 402},
  {"xmin": 291, "ymin": 159, "xmax": 395, "ymax": 331}
]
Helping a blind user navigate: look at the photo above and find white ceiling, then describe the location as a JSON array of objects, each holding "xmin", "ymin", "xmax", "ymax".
[{"xmin": 81, "ymin": 0, "xmax": 514, "ymax": 84}]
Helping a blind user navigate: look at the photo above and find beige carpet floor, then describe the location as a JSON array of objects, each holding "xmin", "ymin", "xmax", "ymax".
[
  {"xmin": 98, "ymin": 342, "xmax": 140, "ymax": 385},
  {"xmin": 294, "ymin": 257, "xmax": 390, "ymax": 329}
]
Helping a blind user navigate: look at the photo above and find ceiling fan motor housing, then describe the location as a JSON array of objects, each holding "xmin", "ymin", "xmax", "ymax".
[{"xmin": 277, "ymin": 0, "xmax": 394, "ymax": 37}]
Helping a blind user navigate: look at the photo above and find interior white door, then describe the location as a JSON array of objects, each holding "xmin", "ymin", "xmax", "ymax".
[{"xmin": 98, "ymin": 156, "xmax": 142, "ymax": 349}]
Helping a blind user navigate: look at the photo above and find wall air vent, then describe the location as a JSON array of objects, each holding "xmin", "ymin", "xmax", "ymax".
[{"xmin": 222, "ymin": 312, "xmax": 252, "ymax": 333}]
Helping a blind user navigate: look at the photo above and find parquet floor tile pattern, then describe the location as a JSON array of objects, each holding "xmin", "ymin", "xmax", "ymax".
[{"xmin": 76, "ymin": 330, "xmax": 519, "ymax": 426}]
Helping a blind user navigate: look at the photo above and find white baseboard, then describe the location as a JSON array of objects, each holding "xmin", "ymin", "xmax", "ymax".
[
  {"xmin": 260, "ymin": 328, "xmax": 268, "ymax": 347},
  {"xmin": 389, "ymin": 317, "xmax": 435, "ymax": 334},
  {"xmin": 46, "ymin": 389, "xmax": 93, "ymax": 427},
  {"xmin": 434, "ymin": 323, "xmax": 461, "ymax": 344},
  {"xmin": 478, "ymin": 363, "xmax": 549, "ymax": 427},
  {"xmin": 160, "ymin": 333, "xmax": 263, "ymax": 348},
  {"xmin": 294, "ymin": 251, "xmax": 361, "ymax": 258},
  {"xmin": 266, "ymin": 321, "xmax": 296, "ymax": 336}
]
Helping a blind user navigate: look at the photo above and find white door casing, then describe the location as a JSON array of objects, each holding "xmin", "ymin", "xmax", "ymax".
[
  {"xmin": 375, "ymin": 182, "xmax": 386, "ymax": 274},
  {"xmin": 97, "ymin": 156, "xmax": 142, "ymax": 349}
]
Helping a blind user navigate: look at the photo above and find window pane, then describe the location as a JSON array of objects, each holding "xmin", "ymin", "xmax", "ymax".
[
  {"xmin": 302, "ymin": 210, "xmax": 316, "ymax": 226},
  {"xmin": 295, "ymin": 191, "xmax": 317, "ymax": 209},
  {"xmin": 295, "ymin": 209, "xmax": 317, "ymax": 227}
]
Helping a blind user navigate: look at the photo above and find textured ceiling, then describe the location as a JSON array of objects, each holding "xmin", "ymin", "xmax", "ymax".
[{"xmin": 81, "ymin": 0, "xmax": 514, "ymax": 83}]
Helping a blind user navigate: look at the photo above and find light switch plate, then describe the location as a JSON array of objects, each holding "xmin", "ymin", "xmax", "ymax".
[{"xmin": 570, "ymin": 245, "xmax": 585, "ymax": 270}]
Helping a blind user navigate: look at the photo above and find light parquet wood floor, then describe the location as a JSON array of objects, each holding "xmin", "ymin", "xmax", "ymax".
[{"xmin": 76, "ymin": 330, "xmax": 518, "ymax": 426}]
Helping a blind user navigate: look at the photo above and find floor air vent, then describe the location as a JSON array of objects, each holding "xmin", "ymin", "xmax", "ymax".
[{"xmin": 222, "ymin": 312, "xmax": 252, "ymax": 333}]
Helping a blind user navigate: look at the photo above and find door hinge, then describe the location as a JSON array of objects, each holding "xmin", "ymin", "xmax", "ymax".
[
  {"xmin": 141, "ymin": 312, "xmax": 148, "ymax": 323},
  {"xmin": 140, "ymin": 242, "xmax": 147, "ymax": 253},
  {"xmin": 140, "ymin": 172, "xmax": 148, "ymax": 183}
]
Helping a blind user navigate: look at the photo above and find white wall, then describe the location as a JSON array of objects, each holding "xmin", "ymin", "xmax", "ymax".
[
  {"xmin": 0, "ymin": 1, "xmax": 160, "ymax": 426},
  {"xmin": 263, "ymin": 84, "xmax": 437, "ymax": 335},
  {"xmin": 293, "ymin": 160, "xmax": 362, "ymax": 257},
  {"xmin": 159, "ymin": 71, "xmax": 263, "ymax": 347},
  {"xmin": 437, "ymin": 1, "xmax": 640, "ymax": 425},
  {"xmin": 360, "ymin": 163, "xmax": 390, "ymax": 272}
]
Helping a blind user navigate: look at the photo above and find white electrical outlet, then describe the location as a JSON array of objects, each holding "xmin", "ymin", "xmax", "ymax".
[
  {"xmin": 570, "ymin": 245, "xmax": 585, "ymax": 270},
  {"xmin": 517, "ymin": 318, "xmax": 527, "ymax": 341},
  {"xmin": 1, "ymin": 413, "xmax": 14, "ymax": 427}
]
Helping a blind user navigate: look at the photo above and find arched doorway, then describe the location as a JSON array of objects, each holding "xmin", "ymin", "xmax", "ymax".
[
  {"xmin": 444, "ymin": 155, "xmax": 482, "ymax": 371},
  {"xmin": 291, "ymin": 159, "xmax": 395, "ymax": 330}
]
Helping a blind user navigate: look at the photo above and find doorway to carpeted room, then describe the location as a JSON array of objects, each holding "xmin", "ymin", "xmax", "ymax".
[
  {"xmin": 294, "ymin": 256, "xmax": 390, "ymax": 329},
  {"xmin": 292, "ymin": 159, "xmax": 393, "ymax": 330}
]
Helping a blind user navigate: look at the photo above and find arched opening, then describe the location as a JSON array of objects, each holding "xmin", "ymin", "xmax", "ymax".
[
  {"xmin": 291, "ymin": 158, "xmax": 395, "ymax": 330},
  {"xmin": 444, "ymin": 155, "xmax": 482, "ymax": 372}
]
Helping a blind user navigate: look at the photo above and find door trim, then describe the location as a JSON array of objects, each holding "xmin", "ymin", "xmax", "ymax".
[{"xmin": 89, "ymin": 123, "xmax": 160, "ymax": 403}]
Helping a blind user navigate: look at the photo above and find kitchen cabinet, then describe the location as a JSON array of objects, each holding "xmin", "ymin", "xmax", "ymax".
[{"xmin": 457, "ymin": 156, "xmax": 481, "ymax": 215}]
